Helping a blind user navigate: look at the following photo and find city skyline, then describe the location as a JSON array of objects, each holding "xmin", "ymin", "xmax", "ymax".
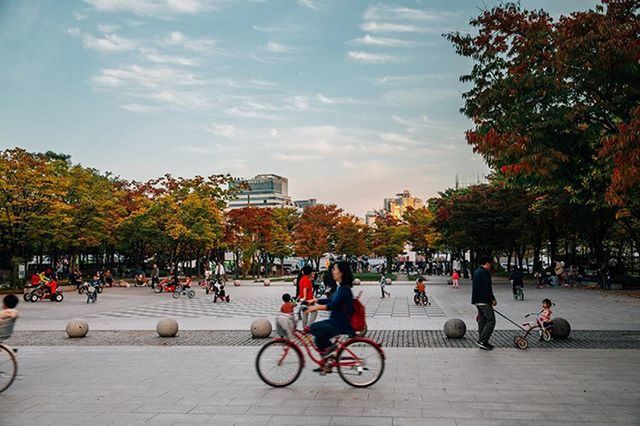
[{"xmin": 0, "ymin": 0, "xmax": 594, "ymax": 216}]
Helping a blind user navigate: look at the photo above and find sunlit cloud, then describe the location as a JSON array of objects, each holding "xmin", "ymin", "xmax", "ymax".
[{"xmin": 347, "ymin": 51, "xmax": 399, "ymax": 63}]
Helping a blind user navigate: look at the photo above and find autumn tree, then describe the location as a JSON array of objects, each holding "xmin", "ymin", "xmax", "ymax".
[
  {"xmin": 269, "ymin": 207, "xmax": 299, "ymax": 275},
  {"xmin": 403, "ymin": 207, "xmax": 440, "ymax": 257},
  {"xmin": 370, "ymin": 213, "xmax": 409, "ymax": 274},
  {"xmin": 446, "ymin": 0, "xmax": 639, "ymax": 264},
  {"xmin": 294, "ymin": 204, "xmax": 342, "ymax": 268},
  {"xmin": 334, "ymin": 214, "xmax": 370, "ymax": 259}
]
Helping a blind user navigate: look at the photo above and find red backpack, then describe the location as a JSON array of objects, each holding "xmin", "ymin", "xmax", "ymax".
[{"xmin": 350, "ymin": 298, "xmax": 366, "ymax": 332}]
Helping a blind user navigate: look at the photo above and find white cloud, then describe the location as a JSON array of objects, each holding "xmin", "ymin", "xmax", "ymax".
[
  {"xmin": 97, "ymin": 24, "xmax": 121, "ymax": 33},
  {"xmin": 298, "ymin": 0, "xmax": 318, "ymax": 11},
  {"xmin": 205, "ymin": 124, "xmax": 239, "ymax": 137},
  {"xmin": 84, "ymin": 0, "xmax": 223, "ymax": 18},
  {"xmin": 161, "ymin": 31, "xmax": 216, "ymax": 52},
  {"xmin": 265, "ymin": 41, "xmax": 292, "ymax": 53},
  {"xmin": 375, "ymin": 74, "xmax": 453, "ymax": 85},
  {"xmin": 93, "ymin": 65, "xmax": 202, "ymax": 88},
  {"xmin": 381, "ymin": 132, "xmax": 419, "ymax": 144},
  {"xmin": 273, "ymin": 153, "xmax": 320, "ymax": 162},
  {"xmin": 67, "ymin": 27, "xmax": 81, "ymax": 36},
  {"xmin": 364, "ymin": 4, "xmax": 454, "ymax": 21},
  {"xmin": 347, "ymin": 51, "xmax": 399, "ymax": 63},
  {"xmin": 352, "ymin": 34, "xmax": 418, "ymax": 48},
  {"xmin": 361, "ymin": 21, "xmax": 430, "ymax": 33},
  {"xmin": 83, "ymin": 33, "xmax": 137, "ymax": 52},
  {"xmin": 285, "ymin": 95, "xmax": 309, "ymax": 110},
  {"xmin": 141, "ymin": 49, "xmax": 197, "ymax": 66},
  {"xmin": 121, "ymin": 103, "xmax": 158, "ymax": 112},
  {"xmin": 224, "ymin": 107, "xmax": 276, "ymax": 120},
  {"xmin": 315, "ymin": 93, "xmax": 367, "ymax": 105}
]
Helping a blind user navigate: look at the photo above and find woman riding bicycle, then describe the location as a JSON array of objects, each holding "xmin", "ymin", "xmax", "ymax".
[{"xmin": 305, "ymin": 261, "xmax": 354, "ymax": 359}]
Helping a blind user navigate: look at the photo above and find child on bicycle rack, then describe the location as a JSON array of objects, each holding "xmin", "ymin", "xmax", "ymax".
[
  {"xmin": 280, "ymin": 293, "xmax": 296, "ymax": 314},
  {"xmin": 1, "ymin": 294, "xmax": 19, "ymax": 320}
]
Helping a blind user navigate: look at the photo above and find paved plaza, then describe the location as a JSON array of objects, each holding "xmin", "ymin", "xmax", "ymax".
[
  {"xmin": 2, "ymin": 347, "xmax": 639, "ymax": 425},
  {"xmin": 2, "ymin": 277, "xmax": 640, "ymax": 424},
  {"xmin": 12, "ymin": 277, "xmax": 640, "ymax": 331}
]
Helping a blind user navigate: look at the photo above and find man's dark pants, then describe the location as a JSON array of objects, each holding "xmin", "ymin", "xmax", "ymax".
[{"xmin": 476, "ymin": 304, "xmax": 496, "ymax": 343}]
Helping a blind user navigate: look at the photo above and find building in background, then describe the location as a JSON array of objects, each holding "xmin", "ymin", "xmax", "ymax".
[
  {"xmin": 228, "ymin": 174, "xmax": 292, "ymax": 209},
  {"xmin": 383, "ymin": 190, "xmax": 424, "ymax": 220},
  {"xmin": 293, "ymin": 199, "xmax": 317, "ymax": 210},
  {"xmin": 364, "ymin": 211, "xmax": 378, "ymax": 227}
]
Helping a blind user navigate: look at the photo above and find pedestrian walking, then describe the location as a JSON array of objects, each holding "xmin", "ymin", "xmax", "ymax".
[
  {"xmin": 379, "ymin": 275, "xmax": 391, "ymax": 299},
  {"xmin": 472, "ymin": 256, "xmax": 496, "ymax": 350},
  {"xmin": 151, "ymin": 264, "xmax": 160, "ymax": 289}
]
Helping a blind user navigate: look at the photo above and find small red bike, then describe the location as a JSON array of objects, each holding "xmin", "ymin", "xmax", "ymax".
[{"xmin": 255, "ymin": 305, "xmax": 385, "ymax": 388}]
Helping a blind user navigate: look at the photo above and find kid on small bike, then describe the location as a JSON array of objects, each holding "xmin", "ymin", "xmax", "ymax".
[
  {"xmin": 414, "ymin": 277, "xmax": 426, "ymax": 296},
  {"xmin": 523, "ymin": 298, "xmax": 553, "ymax": 340}
]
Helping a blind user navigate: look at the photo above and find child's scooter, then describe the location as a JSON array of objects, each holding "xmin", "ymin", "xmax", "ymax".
[{"xmin": 494, "ymin": 309, "xmax": 553, "ymax": 350}]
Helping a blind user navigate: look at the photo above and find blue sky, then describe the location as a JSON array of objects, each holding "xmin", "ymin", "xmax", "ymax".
[{"xmin": 0, "ymin": 0, "xmax": 596, "ymax": 216}]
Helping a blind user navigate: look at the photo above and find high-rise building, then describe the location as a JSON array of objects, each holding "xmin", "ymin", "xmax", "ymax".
[
  {"xmin": 228, "ymin": 174, "xmax": 292, "ymax": 209},
  {"xmin": 364, "ymin": 211, "xmax": 378, "ymax": 227},
  {"xmin": 383, "ymin": 190, "xmax": 424, "ymax": 220},
  {"xmin": 293, "ymin": 199, "xmax": 317, "ymax": 210}
]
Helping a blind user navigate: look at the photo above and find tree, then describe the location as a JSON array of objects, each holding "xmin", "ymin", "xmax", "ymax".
[
  {"xmin": 225, "ymin": 207, "xmax": 273, "ymax": 277},
  {"xmin": 0, "ymin": 149, "xmax": 68, "ymax": 275},
  {"xmin": 294, "ymin": 204, "xmax": 342, "ymax": 268},
  {"xmin": 334, "ymin": 214, "xmax": 370, "ymax": 259},
  {"xmin": 370, "ymin": 213, "xmax": 409, "ymax": 274},
  {"xmin": 403, "ymin": 207, "xmax": 440, "ymax": 257},
  {"xmin": 269, "ymin": 208, "xmax": 299, "ymax": 275},
  {"xmin": 445, "ymin": 0, "xmax": 640, "ymax": 264}
]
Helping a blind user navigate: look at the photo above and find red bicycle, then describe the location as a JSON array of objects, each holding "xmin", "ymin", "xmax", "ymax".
[{"xmin": 255, "ymin": 305, "xmax": 385, "ymax": 388}]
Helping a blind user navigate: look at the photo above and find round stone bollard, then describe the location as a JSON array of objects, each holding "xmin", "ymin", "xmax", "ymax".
[
  {"xmin": 251, "ymin": 318, "xmax": 272, "ymax": 338},
  {"xmin": 233, "ymin": 280, "xmax": 241, "ymax": 286},
  {"xmin": 443, "ymin": 318, "xmax": 467, "ymax": 338},
  {"xmin": 354, "ymin": 278, "xmax": 361, "ymax": 286},
  {"xmin": 156, "ymin": 318, "xmax": 179, "ymax": 337},
  {"xmin": 263, "ymin": 279, "xmax": 271, "ymax": 287},
  {"xmin": 385, "ymin": 277, "xmax": 392, "ymax": 285},
  {"xmin": 66, "ymin": 318, "xmax": 89, "ymax": 338},
  {"xmin": 551, "ymin": 317, "xmax": 571, "ymax": 339}
]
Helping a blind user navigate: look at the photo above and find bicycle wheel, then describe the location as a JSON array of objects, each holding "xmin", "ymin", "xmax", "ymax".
[
  {"xmin": 541, "ymin": 329, "xmax": 552, "ymax": 342},
  {"xmin": 0, "ymin": 344, "xmax": 17, "ymax": 394},
  {"xmin": 514, "ymin": 336, "xmax": 528, "ymax": 350},
  {"xmin": 154, "ymin": 286, "xmax": 163, "ymax": 294},
  {"xmin": 172, "ymin": 291, "xmax": 180, "ymax": 299},
  {"xmin": 518, "ymin": 289, "xmax": 524, "ymax": 301},
  {"xmin": 255, "ymin": 339, "xmax": 303, "ymax": 388},
  {"xmin": 413, "ymin": 294, "xmax": 420, "ymax": 305},
  {"xmin": 187, "ymin": 290, "xmax": 196, "ymax": 299},
  {"xmin": 336, "ymin": 338, "xmax": 385, "ymax": 388}
]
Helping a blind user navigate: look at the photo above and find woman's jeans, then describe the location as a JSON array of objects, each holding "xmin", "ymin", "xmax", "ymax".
[{"xmin": 309, "ymin": 320, "xmax": 341, "ymax": 351}]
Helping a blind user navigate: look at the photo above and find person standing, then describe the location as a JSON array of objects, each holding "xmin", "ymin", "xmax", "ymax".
[
  {"xmin": 151, "ymin": 264, "xmax": 160, "ymax": 289},
  {"xmin": 298, "ymin": 265, "xmax": 316, "ymax": 327},
  {"xmin": 472, "ymin": 256, "xmax": 496, "ymax": 350},
  {"xmin": 379, "ymin": 275, "xmax": 391, "ymax": 299}
]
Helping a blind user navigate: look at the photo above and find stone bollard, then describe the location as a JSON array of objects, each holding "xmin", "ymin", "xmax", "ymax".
[
  {"xmin": 354, "ymin": 278, "xmax": 361, "ymax": 286},
  {"xmin": 66, "ymin": 318, "xmax": 89, "ymax": 338},
  {"xmin": 251, "ymin": 318, "xmax": 272, "ymax": 338},
  {"xmin": 551, "ymin": 317, "xmax": 571, "ymax": 339},
  {"xmin": 263, "ymin": 279, "xmax": 271, "ymax": 287},
  {"xmin": 233, "ymin": 280, "xmax": 241, "ymax": 286},
  {"xmin": 156, "ymin": 318, "xmax": 179, "ymax": 337},
  {"xmin": 443, "ymin": 318, "xmax": 466, "ymax": 338}
]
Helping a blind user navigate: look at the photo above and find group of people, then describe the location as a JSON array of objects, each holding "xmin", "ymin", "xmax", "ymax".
[{"xmin": 280, "ymin": 261, "xmax": 357, "ymax": 371}]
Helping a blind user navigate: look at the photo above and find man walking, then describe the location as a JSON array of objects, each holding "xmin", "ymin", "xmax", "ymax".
[{"xmin": 472, "ymin": 256, "xmax": 496, "ymax": 350}]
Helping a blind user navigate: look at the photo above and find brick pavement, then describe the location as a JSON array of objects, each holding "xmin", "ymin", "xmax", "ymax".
[{"xmin": 6, "ymin": 329, "xmax": 640, "ymax": 349}]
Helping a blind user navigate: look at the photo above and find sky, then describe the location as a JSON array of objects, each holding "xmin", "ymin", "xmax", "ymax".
[{"xmin": 0, "ymin": 0, "xmax": 596, "ymax": 216}]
